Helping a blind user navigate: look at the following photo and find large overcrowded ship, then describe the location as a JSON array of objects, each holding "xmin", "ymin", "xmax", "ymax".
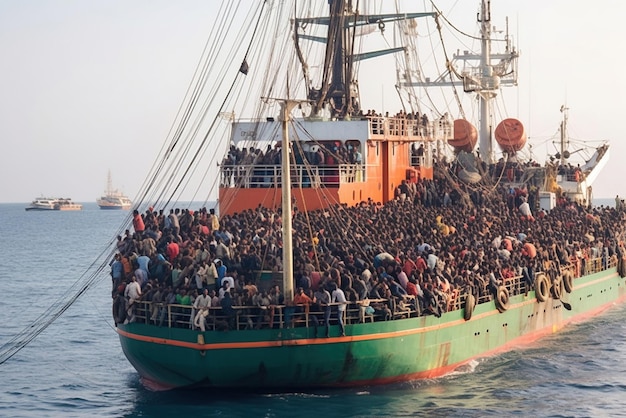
[{"xmin": 114, "ymin": 0, "xmax": 624, "ymax": 390}]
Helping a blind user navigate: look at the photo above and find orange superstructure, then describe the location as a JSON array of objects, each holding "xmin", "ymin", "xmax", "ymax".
[{"xmin": 218, "ymin": 115, "xmax": 440, "ymax": 216}]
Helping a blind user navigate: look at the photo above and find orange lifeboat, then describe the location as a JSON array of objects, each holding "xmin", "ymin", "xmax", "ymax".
[
  {"xmin": 449, "ymin": 119, "xmax": 477, "ymax": 152},
  {"xmin": 495, "ymin": 118, "xmax": 526, "ymax": 153}
]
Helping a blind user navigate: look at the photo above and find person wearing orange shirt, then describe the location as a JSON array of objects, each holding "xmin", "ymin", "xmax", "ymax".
[
  {"xmin": 289, "ymin": 287, "xmax": 313, "ymax": 328},
  {"xmin": 132, "ymin": 210, "xmax": 145, "ymax": 239}
]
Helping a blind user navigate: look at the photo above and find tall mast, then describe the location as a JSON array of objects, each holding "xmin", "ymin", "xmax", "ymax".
[
  {"xmin": 400, "ymin": 0, "xmax": 518, "ymax": 164},
  {"xmin": 280, "ymin": 100, "xmax": 297, "ymax": 303},
  {"xmin": 106, "ymin": 170, "xmax": 113, "ymax": 194},
  {"xmin": 296, "ymin": 1, "xmax": 435, "ymax": 119},
  {"xmin": 559, "ymin": 105, "xmax": 569, "ymax": 165},
  {"xmin": 477, "ymin": 0, "xmax": 495, "ymax": 163}
]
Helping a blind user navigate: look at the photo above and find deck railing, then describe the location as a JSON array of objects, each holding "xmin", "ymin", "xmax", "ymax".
[
  {"xmin": 124, "ymin": 258, "xmax": 613, "ymax": 331},
  {"xmin": 130, "ymin": 296, "xmax": 422, "ymax": 332},
  {"xmin": 367, "ymin": 116, "xmax": 452, "ymax": 139},
  {"xmin": 220, "ymin": 164, "xmax": 365, "ymax": 188}
]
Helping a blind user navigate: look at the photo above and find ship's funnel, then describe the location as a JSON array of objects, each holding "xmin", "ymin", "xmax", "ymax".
[
  {"xmin": 449, "ymin": 119, "xmax": 478, "ymax": 153},
  {"xmin": 495, "ymin": 118, "xmax": 526, "ymax": 153}
]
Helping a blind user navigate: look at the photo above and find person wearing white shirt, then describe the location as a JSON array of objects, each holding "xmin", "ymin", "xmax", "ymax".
[
  {"xmin": 331, "ymin": 283, "xmax": 347, "ymax": 337},
  {"xmin": 192, "ymin": 289, "xmax": 212, "ymax": 330}
]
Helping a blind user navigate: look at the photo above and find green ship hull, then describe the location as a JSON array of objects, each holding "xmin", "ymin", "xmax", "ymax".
[{"xmin": 117, "ymin": 267, "xmax": 626, "ymax": 389}]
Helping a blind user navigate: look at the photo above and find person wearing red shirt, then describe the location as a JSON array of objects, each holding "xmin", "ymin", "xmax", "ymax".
[
  {"xmin": 132, "ymin": 210, "xmax": 145, "ymax": 239},
  {"xmin": 166, "ymin": 238, "xmax": 180, "ymax": 263}
]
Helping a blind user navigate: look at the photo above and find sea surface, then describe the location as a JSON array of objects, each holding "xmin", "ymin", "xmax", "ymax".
[{"xmin": 1, "ymin": 200, "xmax": 625, "ymax": 418}]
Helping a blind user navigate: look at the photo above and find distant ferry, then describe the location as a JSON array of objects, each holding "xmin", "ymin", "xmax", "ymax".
[
  {"xmin": 97, "ymin": 172, "xmax": 132, "ymax": 210},
  {"xmin": 25, "ymin": 197, "xmax": 82, "ymax": 211}
]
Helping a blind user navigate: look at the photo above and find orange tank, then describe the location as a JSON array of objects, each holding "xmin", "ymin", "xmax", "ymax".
[
  {"xmin": 449, "ymin": 119, "xmax": 477, "ymax": 152},
  {"xmin": 495, "ymin": 118, "xmax": 526, "ymax": 153}
]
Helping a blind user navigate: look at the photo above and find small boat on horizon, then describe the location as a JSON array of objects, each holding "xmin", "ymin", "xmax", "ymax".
[
  {"xmin": 25, "ymin": 197, "xmax": 82, "ymax": 211},
  {"xmin": 97, "ymin": 171, "xmax": 132, "ymax": 210}
]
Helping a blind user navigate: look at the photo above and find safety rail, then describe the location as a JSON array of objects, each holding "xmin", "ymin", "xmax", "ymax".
[
  {"xmin": 125, "ymin": 259, "xmax": 612, "ymax": 331},
  {"xmin": 366, "ymin": 116, "xmax": 452, "ymax": 139},
  {"xmin": 220, "ymin": 164, "xmax": 365, "ymax": 188},
  {"xmin": 130, "ymin": 297, "xmax": 421, "ymax": 331}
]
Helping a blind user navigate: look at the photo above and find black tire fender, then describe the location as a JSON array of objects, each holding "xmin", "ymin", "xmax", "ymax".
[
  {"xmin": 535, "ymin": 274, "xmax": 549, "ymax": 303},
  {"xmin": 563, "ymin": 271, "xmax": 574, "ymax": 293},
  {"xmin": 464, "ymin": 293, "xmax": 476, "ymax": 321},
  {"xmin": 495, "ymin": 285, "xmax": 509, "ymax": 313}
]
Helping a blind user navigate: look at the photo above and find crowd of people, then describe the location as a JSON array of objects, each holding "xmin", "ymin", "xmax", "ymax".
[{"xmin": 111, "ymin": 172, "xmax": 626, "ymax": 334}]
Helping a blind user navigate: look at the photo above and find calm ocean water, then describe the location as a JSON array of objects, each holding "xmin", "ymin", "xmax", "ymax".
[{"xmin": 1, "ymin": 200, "xmax": 626, "ymax": 418}]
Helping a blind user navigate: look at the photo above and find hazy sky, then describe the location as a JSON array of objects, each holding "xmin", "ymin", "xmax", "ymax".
[{"xmin": 1, "ymin": 0, "xmax": 624, "ymax": 204}]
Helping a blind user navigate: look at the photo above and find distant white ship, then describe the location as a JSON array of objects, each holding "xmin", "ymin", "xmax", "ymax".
[
  {"xmin": 97, "ymin": 171, "xmax": 132, "ymax": 210},
  {"xmin": 25, "ymin": 197, "xmax": 82, "ymax": 211}
]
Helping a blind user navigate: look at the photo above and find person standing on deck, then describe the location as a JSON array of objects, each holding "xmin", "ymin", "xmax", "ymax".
[
  {"xmin": 110, "ymin": 253, "xmax": 124, "ymax": 293},
  {"xmin": 136, "ymin": 253, "xmax": 151, "ymax": 278},
  {"xmin": 132, "ymin": 210, "xmax": 145, "ymax": 239},
  {"xmin": 268, "ymin": 285, "xmax": 284, "ymax": 329},
  {"xmin": 166, "ymin": 237, "xmax": 180, "ymax": 263},
  {"xmin": 124, "ymin": 275, "xmax": 142, "ymax": 324},
  {"xmin": 215, "ymin": 259, "xmax": 227, "ymax": 288},
  {"xmin": 209, "ymin": 208, "xmax": 220, "ymax": 233},
  {"xmin": 168, "ymin": 209, "xmax": 180, "ymax": 237},
  {"xmin": 331, "ymin": 283, "xmax": 347, "ymax": 337},
  {"xmin": 314, "ymin": 286, "xmax": 332, "ymax": 337}
]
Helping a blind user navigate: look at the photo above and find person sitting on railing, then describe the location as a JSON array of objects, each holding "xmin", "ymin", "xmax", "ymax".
[
  {"xmin": 194, "ymin": 304, "xmax": 210, "ymax": 332},
  {"xmin": 192, "ymin": 288, "xmax": 211, "ymax": 330},
  {"xmin": 287, "ymin": 287, "xmax": 313, "ymax": 328}
]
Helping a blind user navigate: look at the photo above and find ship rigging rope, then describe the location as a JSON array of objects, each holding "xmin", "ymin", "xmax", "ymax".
[
  {"xmin": 285, "ymin": 137, "xmax": 386, "ymax": 263},
  {"xmin": 0, "ymin": 241, "xmax": 117, "ymax": 365},
  {"xmin": 433, "ymin": 13, "xmax": 467, "ymax": 121},
  {"xmin": 0, "ymin": 1, "xmax": 272, "ymax": 365},
  {"xmin": 138, "ymin": 1, "xmax": 250, "ymax": 209},
  {"xmin": 429, "ymin": 0, "xmax": 508, "ymax": 44},
  {"xmin": 158, "ymin": 4, "xmax": 267, "ymax": 209},
  {"xmin": 289, "ymin": 119, "xmax": 392, "ymax": 254},
  {"xmin": 133, "ymin": 1, "xmax": 268, "ymax": 212}
]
